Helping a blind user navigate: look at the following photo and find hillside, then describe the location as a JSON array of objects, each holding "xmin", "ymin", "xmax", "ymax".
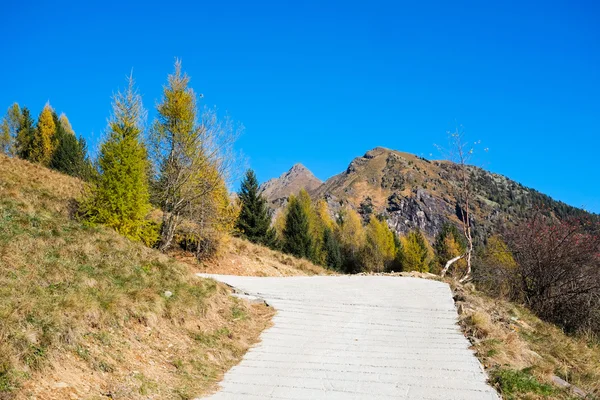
[
  {"xmin": 0, "ymin": 155, "xmax": 323, "ymax": 399},
  {"xmin": 454, "ymin": 280, "xmax": 600, "ymax": 399},
  {"xmin": 178, "ymin": 236, "xmax": 332, "ymax": 277},
  {"xmin": 267, "ymin": 147, "xmax": 598, "ymax": 241}
]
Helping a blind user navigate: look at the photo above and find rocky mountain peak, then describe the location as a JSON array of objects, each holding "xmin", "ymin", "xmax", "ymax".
[
  {"xmin": 259, "ymin": 163, "xmax": 322, "ymax": 206},
  {"xmin": 288, "ymin": 163, "xmax": 309, "ymax": 173}
]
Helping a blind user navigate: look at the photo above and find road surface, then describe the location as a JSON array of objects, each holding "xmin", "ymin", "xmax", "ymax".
[{"xmin": 199, "ymin": 274, "xmax": 499, "ymax": 400}]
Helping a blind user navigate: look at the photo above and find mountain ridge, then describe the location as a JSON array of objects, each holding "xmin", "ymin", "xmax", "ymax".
[{"xmin": 260, "ymin": 147, "xmax": 598, "ymax": 241}]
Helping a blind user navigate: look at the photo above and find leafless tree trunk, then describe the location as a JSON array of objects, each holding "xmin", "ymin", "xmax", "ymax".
[{"xmin": 439, "ymin": 128, "xmax": 476, "ymax": 282}]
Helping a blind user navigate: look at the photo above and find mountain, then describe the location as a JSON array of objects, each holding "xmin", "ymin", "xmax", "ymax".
[
  {"xmin": 259, "ymin": 163, "xmax": 322, "ymax": 207},
  {"xmin": 268, "ymin": 147, "xmax": 597, "ymax": 241}
]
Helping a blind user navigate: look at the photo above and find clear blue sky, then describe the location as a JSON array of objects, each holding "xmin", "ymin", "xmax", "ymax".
[{"xmin": 2, "ymin": 0, "xmax": 599, "ymax": 212}]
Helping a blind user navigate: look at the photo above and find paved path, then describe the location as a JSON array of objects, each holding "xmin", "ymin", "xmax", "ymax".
[{"xmin": 199, "ymin": 274, "xmax": 499, "ymax": 400}]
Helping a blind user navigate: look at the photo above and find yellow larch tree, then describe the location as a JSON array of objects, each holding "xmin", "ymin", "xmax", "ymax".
[
  {"xmin": 362, "ymin": 216, "xmax": 396, "ymax": 272},
  {"xmin": 30, "ymin": 103, "xmax": 56, "ymax": 165},
  {"xmin": 400, "ymin": 229, "xmax": 434, "ymax": 273},
  {"xmin": 338, "ymin": 205, "xmax": 365, "ymax": 272}
]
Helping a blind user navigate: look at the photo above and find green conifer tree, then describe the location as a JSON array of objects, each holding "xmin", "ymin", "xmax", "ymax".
[
  {"xmin": 84, "ymin": 75, "xmax": 152, "ymax": 242},
  {"xmin": 323, "ymin": 226, "xmax": 343, "ymax": 270},
  {"xmin": 434, "ymin": 223, "xmax": 466, "ymax": 274},
  {"xmin": 16, "ymin": 107, "xmax": 35, "ymax": 160},
  {"xmin": 0, "ymin": 103, "xmax": 21, "ymax": 155},
  {"xmin": 388, "ymin": 231, "xmax": 403, "ymax": 272},
  {"xmin": 235, "ymin": 169, "xmax": 277, "ymax": 247},
  {"xmin": 282, "ymin": 195, "xmax": 313, "ymax": 258},
  {"xmin": 50, "ymin": 113, "xmax": 90, "ymax": 179}
]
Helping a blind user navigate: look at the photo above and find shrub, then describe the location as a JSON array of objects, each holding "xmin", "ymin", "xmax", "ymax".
[{"xmin": 504, "ymin": 213, "xmax": 600, "ymax": 333}]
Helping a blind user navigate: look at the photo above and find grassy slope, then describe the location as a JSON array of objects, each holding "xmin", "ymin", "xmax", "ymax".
[
  {"xmin": 178, "ymin": 236, "xmax": 332, "ymax": 277},
  {"xmin": 0, "ymin": 155, "xmax": 275, "ymax": 399},
  {"xmin": 453, "ymin": 282, "xmax": 600, "ymax": 400}
]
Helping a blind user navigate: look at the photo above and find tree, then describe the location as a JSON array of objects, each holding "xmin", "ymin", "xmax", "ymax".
[
  {"xmin": 150, "ymin": 60, "xmax": 239, "ymax": 253},
  {"xmin": 472, "ymin": 235, "xmax": 517, "ymax": 298},
  {"xmin": 505, "ymin": 213, "xmax": 600, "ymax": 333},
  {"xmin": 282, "ymin": 194, "xmax": 313, "ymax": 258},
  {"xmin": 50, "ymin": 113, "xmax": 91, "ymax": 179},
  {"xmin": 0, "ymin": 103, "xmax": 21, "ymax": 155},
  {"xmin": 434, "ymin": 223, "xmax": 466, "ymax": 275},
  {"xmin": 30, "ymin": 103, "xmax": 56, "ymax": 165},
  {"xmin": 297, "ymin": 189, "xmax": 328, "ymax": 264},
  {"xmin": 361, "ymin": 216, "xmax": 395, "ymax": 272},
  {"xmin": 189, "ymin": 164, "xmax": 239, "ymax": 259},
  {"xmin": 322, "ymin": 227, "xmax": 342, "ymax": 270},
  {"xmin": 59, "ymin": 113, "xmax": 75, "ymax": 135},
  {"xmin": 83, "ymin": 75, "xmax": 152, "ymax": 242},
  {"xmin": 15, "ymin": 107, "xmax": 35, "ymax": 160},
  {"xmin": 438, "ymin": 127, "xmax": 479, "ymax": 281},
  {"xmin": 338, "ymin": 206, "xmax": 365, "ymax": 273},
  {"xmin": 400, "ymin": 229, "xmax": 434, "ymax": 273},
  {"xmin": 235, "ymin": 169, "xmax": 277, "ymax": 247},
  {"xmin": 272, "ymin": 207, "xmax": 287, "ymax": 245},
  {"xmin": 388, "ymin": 232, "xmax": 404, "ymax": 272}
]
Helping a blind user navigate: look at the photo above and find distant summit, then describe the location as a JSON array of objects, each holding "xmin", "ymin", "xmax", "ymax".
[
  {"xmin": 259, "ymin": 163, "xmax": 322, "ymax": 207},
  {"xmin": 261, "ymin": 147, "xmax": 597, "ymax": 240}
]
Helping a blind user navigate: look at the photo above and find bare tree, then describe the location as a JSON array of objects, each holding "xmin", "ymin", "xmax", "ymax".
[
  {"xmin": 505, "ymin": 212, "xmax": 600, "ymax": 332},
  {"xmin": 437, "ymin": 127, "xmax": 480, "ymax": 282}
]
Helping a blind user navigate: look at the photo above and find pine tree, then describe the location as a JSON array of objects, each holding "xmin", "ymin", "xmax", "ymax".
[
  {"xmin": 84, "ymin": 75, "xmax": 152, "ymax": 242},
  {"xmin": 77, "ymin": 136, "xmax": 97, "ymax": 182},
  {"xmin": 297, "ymin": 189, "xmax": 326, "ymax": 264},
  {"xmin": 16, "ymin": 107, "xmax": 35, "ymax": 160},
  {"xmin": 50, "ymin": 113, "xmax": 90, "ymax": 179},
  {"xmin": 323, "ymin": 227, "xmax": 342, "ymax": 270},
  {"xmin": 282, "ymin": 195, "xmax": 313, "ymax": 258},
  {"xmin": 30, "ymin": 103, "xmax": 56, "ymax": 165},
  {"xmin": 338, "ymin": 206, "xmax": 365, "ymax": 273},
  {"xmin": 235, "ymin": 169, "xmax": 277, "ymax": 247},
  {"xmin": 388, "ymin": 232, "xmax": 403, "ymax": 272},
  {"xmin": 434, "ymin": 223, "xmax": 466, "ymax": 274},
  {"xmin": 0, "ymin": 103, "xmax": 21, "ymax": 155}
]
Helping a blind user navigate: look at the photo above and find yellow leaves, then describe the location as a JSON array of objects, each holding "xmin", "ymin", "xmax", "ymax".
[
  {"xmin": 30, "ymin": 103, "xmax": 56, "ymax": 165},
  {"xmin": 485, "ymin": 235, "xmax": 517, "ymax": 269},
  {"xmin": 400, "ymin": 230, "xmax": 434, "ymax": 273},
  {"xmin": 363, "ymin": 216, "xmax": 396, "ymax": 272},
  {"xmin": 315, "ymin": 199, "xmax": 334, "ymax": 230},
  {"xmin": 338, "ymin": 206, "xmax": 365, "ymax": 254},
  {"xmin": 59, "ymin": 113, "xmax": 75, "ymax": 136}
]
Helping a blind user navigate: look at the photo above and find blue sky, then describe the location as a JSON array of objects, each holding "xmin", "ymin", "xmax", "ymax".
[{"xmin": 2, "ymin": 0, "xmax": 599, "ymax": 212}]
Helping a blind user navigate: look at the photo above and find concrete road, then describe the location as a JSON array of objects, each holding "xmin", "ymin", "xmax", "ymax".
[{"xmin": 199, "ymin": 274, "xmax": 499, "ymax": 400}]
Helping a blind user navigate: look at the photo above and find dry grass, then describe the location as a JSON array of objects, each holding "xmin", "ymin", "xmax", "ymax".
[
  {"xmin": 452, "ymin": 281, "xmax": 600, "ymax": 399},
  {"xmin": 0, "ymin": 155, "xmax": 274, "ymax": 399},
  {"xmin": 176, "ymin": 236, "xmax": 333, "ymax": 277}
]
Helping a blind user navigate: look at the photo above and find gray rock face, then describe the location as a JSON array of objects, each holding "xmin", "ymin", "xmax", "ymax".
[{"xmin": 386, "ymin": 189, "xmax": 455, "ymax": 237}]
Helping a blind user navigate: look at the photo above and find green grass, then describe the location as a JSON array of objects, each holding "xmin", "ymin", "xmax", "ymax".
[
  {"xmin": 0, "ymin": 198, "xmax": 218, "ymax": 393},
  {"xmin": 0, "ymin": 156, "xmax": 272, "ymax": 399},
  {"xmin": 490, "ymin": 368, "xmax": 557, "ymax": 399}
]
